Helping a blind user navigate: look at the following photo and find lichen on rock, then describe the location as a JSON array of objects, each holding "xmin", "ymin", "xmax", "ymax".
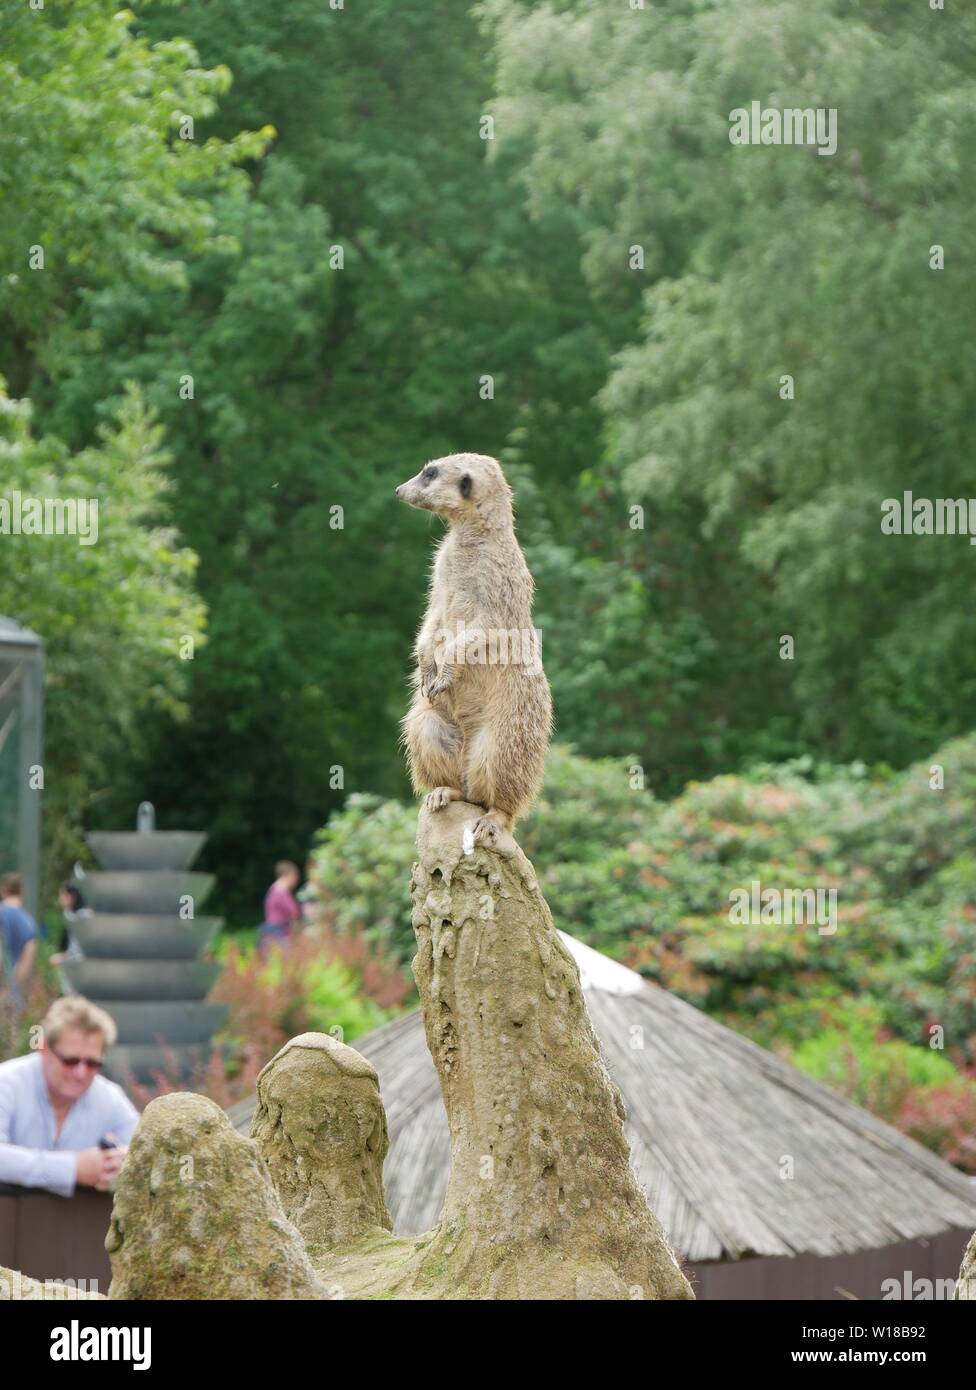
[
  {"xmin": 305, "ymin": 802, "xmax": 691, "ymax": 1299},
  {"xmin": 394, "ymin": 800, "xmax": 692, "ymax": 1300},
  {"xmin": 250, "ymin": 1031, "xmax": 392, "ymax": 1252},
  {"xmin": 106, "ymin": 1092, "xmax": 325, "ymax": 1299}
]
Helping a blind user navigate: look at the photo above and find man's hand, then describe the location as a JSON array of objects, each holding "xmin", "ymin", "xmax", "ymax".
[{"xmin": 75, "ymin": 1145, "xmax": 126, "ymax": 1191}]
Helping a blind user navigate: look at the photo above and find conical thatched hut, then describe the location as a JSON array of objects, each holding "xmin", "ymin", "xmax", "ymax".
[{"xmin": 229, "ymin": 934, "xmax": 976, "ymax": 1299}]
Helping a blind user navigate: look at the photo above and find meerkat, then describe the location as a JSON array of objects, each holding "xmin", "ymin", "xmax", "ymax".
[{"xmin": 396, "ymin": 452, "xmax": 553, "ymax": 847}]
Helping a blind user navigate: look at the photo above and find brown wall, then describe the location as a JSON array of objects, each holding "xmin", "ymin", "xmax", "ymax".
[
  {"xmin": 687, "ymin": 1228, "xmax": 970, "ymax": 1300},
  {"xmin": 0, "ymin": 1187, "xmax": 113, "ymax": 1293}
]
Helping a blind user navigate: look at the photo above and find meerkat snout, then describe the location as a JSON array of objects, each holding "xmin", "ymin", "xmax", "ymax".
[{"xmin": 396, "ymin": 455, "xmax": 492, "ymax": 519}]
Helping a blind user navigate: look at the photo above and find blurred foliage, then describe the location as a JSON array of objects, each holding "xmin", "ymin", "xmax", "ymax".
[
  {"xmin": 211, "ymin": 932, "xmax": 391, "ymax": 1056},
  {"xmin": 309, "ymin": 796, "xmax": 417, "ymax": 964},
  {"xmin": 0, "ymin": 0, "xmax": 260, "ymax": 897}
]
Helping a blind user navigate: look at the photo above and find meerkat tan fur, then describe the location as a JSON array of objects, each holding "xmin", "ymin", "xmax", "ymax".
[{"xmin": 396, "ymin": 452, "xmax": 552, "ymax": 846}]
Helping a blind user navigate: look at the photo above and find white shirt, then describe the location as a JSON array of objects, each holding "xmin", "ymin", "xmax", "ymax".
[{"xmin": 0, "ymin": 1051, "xmax": 139, "ymax": 1197}]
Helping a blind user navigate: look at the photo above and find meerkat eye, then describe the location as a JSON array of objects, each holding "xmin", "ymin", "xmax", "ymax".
[
  {"xmin": 421, "ymin": 466, "xmax": 438, "ymax": 483},
  {"xmin": 459, "ymin": 474, "xmax": 472, "ymax": 498}
]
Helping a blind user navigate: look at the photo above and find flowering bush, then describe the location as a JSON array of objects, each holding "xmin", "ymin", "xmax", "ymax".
[
  {"xmin": 897, "ymin": 1081, "xmax": 976, "ymax": 1174},
  {"xmin": 0, "ymin": 961, "xmax": 61, "ymax": 1064},
  {"xmin": 210, "ymin": 926, "xmax": 405, "ymax": 1054}
]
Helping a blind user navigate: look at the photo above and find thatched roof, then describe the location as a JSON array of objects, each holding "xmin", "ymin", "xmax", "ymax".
[{"xmin": 228, "ymin": 933, "xmax": 976, "ymax": 1262}]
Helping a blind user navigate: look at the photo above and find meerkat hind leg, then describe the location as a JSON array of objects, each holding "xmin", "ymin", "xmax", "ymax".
[
  {"xmin": 471, "ymin": 808, "xmax": 514, "ymax": 847},
  {"xmin": 403, "ymin": 703, "xmax": 463, "ymax": 791}
]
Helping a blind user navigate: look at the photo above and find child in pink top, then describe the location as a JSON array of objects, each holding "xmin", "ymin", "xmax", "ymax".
[{"xmin": 259, "ymin": 860, "xmax": 302, "ymax": 953}]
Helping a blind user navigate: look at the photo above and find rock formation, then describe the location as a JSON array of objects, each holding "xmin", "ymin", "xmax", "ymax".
[
  {"xmin": 956, "ymin": 1230, "xmax": 976, "ymax": 1299},
  {"xmin": 106, "ymin": 1092, "xmax": 323, "ymax": 1300},
  {"xmin": 248, "ymin": 1032, "xmax": 392, "ymax": 1254}
]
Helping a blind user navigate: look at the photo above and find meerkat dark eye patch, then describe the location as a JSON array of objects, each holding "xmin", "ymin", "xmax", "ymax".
[
  {"xmin": 459, "ymin": 474, "xmax": 473, "ymax": 498},
  {"xmin": 421, "ymin": 466, "xmax": 439, "ymax": 484}
]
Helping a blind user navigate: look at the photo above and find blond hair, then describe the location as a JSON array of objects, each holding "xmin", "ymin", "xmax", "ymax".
[{"xmin": 41, "ymin": 996, "xmax": 117, "ymax": 1050}]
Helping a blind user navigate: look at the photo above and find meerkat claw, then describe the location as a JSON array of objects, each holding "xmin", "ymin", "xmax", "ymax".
[
  {"xmin": 426, "ymin": 787, "xmax": 462, "ymax": 813},
  {"xmin": 472, "ymin": 815, "xmax": 501, "ymax": 847}
]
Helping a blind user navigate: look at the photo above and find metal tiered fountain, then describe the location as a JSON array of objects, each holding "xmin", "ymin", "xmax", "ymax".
[{"xmin": 62, "ymin": 803, "xmax": 227, "ymax": 1085}]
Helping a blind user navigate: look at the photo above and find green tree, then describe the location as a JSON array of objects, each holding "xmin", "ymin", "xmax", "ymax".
[
  {"xmin": 0, "ymin": 0, "xmax": 271, "ymax": 890},
  {"xmin": 485, "ymin": 0, "xmax": 976, "ymax": 776},
  {"xmin": 0, "ymin": 383, "xmax": 206, "ymax": 884},
  {"xmin": 37, "ymin": 0, "xmax": 610, "ymax": 917},
  {"xmin": 0, "ymin": 0, "xmax": 270, "ymax": 397}
]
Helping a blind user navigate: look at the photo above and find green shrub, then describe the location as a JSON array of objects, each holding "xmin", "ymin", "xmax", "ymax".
[
  {"xmin": 791, "ymin": 1019, "xmax": 959, "ymax": 1123},
  {"xmin": 310, "ymin": 793, "xmax": 415, "ymax": 962}
]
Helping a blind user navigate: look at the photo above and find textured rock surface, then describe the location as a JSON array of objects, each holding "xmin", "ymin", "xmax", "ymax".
[
  {"xmin": 106, "ymin": 1092, "xmax": 325, "ymax": 1299},
  {"xmin": 386, "ymin": 800, "xmax": 692, "ymax": 1299},
  {"xmin": 310, "ymin": 802, "xmax": 691, "ymax": 1298},
  {"xmin": 956, "ymin": 1230, "xmax": 976, "ymax": 1299},
  {"xmin": 250, "ymin": 1031, "xmax": 391, "ymax": 1252}
]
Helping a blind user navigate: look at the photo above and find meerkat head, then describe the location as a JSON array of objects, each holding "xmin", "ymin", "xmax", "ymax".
[{"xmin": 395, "ymin": 452, "xmax": 513, "ymax": 527}]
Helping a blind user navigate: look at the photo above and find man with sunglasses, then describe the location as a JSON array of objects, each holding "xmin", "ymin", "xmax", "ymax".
[{"xmin": 0, "ymin": 996, "xmax": 138, "ymax": 1196}]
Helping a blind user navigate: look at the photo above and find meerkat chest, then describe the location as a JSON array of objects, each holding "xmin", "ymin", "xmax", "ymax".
[
  {"xmin": 436, "ymin": 534, "xmax": 524, "ymax": 623},
  {"xmin": 435, "ymin": 541, "xmax": 489, "ymax": 621}
]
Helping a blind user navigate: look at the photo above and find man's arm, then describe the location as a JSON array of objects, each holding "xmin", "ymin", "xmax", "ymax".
[
  {"xmin": 14, "ymin": 936, "xmax": 37, "ymax": 990},
  {"xmin": 0, "ymin": 1077, "xmax": 76, "ymax": 1197},
  {"xmin": 103, "ymin": 1086, "xmax": 140, "ymax": 1148}
]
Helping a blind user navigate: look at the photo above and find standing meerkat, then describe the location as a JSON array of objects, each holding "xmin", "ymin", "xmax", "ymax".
[{"xmin": 396, "ymin": 452, "xmax": 552, "ymax": 847}]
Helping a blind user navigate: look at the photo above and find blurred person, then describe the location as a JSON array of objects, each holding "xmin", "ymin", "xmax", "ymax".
[
  {"xmin": 49, "ymin": 881, "xmax": 90, "ymax": 965},
  {"xmin": 258, "ymin": 859, "xmax": 302, "ymax": 954},
  {"xmin": 0, "ymin": 871, "xmax": 39, "ymax": 1009},
  {"xmin": 0, "ymin": 996, "xmax": 137, "ymax": 1196},
  {"xmin": 297, "ymin": 855, "xmax": 321, "ymax": 925}
]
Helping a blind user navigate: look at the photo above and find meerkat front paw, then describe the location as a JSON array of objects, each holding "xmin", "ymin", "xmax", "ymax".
[
  {"xmin": 426, "ymin": 786, "xmax": 463, "ymax": 813},
  {"xmin": 421, "ymin": 665, "xmax": 452, "ymax": 700}
]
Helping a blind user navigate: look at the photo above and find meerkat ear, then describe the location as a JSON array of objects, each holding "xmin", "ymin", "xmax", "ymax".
[{"xmin": 459, "ymin": 474, "xmax": 473, "ymax": 499}]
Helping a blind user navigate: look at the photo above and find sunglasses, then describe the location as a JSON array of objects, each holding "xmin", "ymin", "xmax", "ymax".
[{"xmin": 51, "ymin": 1049, "xmax": 104, "ymax": 1071}]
